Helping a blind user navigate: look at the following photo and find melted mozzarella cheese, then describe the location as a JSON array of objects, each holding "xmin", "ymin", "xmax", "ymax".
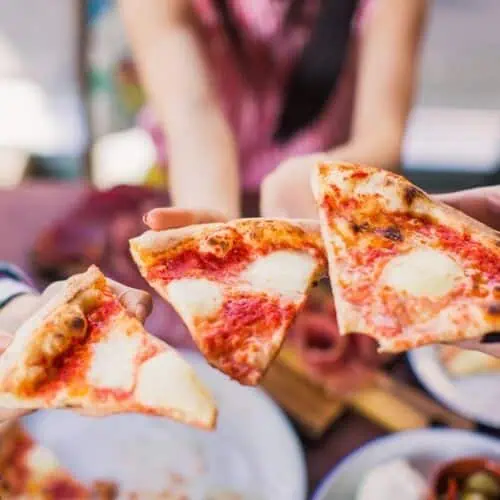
[
  {"xmin": 241, "ymin": 250, "xmax": 317, "ymax": 299},
  {"xmin": 381, "ymin": 248, "xmax": 463, "ymax": 298},
  {"xmin": 87, "ymin": 324, "xmax": 141, "ymax": 391},
  {"xmin": 134, "ymin": 351, "xmax": 214, "ymax": 423},
  {"xmin": 167, "ymin": 279, "xmax": 223, "ymax": 323}
]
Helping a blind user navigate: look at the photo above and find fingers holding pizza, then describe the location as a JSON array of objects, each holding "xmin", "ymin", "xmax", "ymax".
[
  {"xmin": 39, "ymin": 277, "xmax": 153, "ymax": 324},
  {"xmin": 144, "ymin": 207, "xmax": 228, "ymax": 231},
  {"xmin": 436, "ymin": 186, "xmax": 500, "ymax": 231}
]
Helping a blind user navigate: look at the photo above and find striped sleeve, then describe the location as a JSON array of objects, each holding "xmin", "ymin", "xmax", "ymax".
[{"xmin": 0, "ymin": 262, "xmax": 36, "ymax": 309}]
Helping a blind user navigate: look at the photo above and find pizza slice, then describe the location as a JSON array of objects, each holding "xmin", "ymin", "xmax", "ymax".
[
  {"xmin": 440, "ymin": 345, "xmax": 500, "ymax": 377},
  {"xmin": 130, "ymin": 218, "xmax": 326, "ymax": 385},
  {"xmin": 312, "ymin": 161, "xmax": 500, "ymax": 352},
  {"xmin": 0, "ymin": 422, "xmax": 90, "ymax": 499},
  {"xmin": 0, "ymin": 266, "xmax": 216, "ymax": 430}
]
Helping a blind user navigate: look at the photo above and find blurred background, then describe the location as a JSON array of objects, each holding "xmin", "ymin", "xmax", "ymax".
[{"xmin": 0, "ymin": 0, "xmax": 498, "ymax": 192}]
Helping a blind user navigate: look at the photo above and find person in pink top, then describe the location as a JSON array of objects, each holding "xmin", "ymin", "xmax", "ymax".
[{"xmin": 120, "ymin": 0, "xmax": 427, "ymax": 226}]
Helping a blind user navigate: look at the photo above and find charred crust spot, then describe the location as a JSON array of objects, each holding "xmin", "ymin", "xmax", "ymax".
[
  {"xmin": 494, "ymin": 286, "xmax": 500, "ymax": 299},
  {"xmin": 382, "ymin": 226, "xmax": 403, "ymax": 242},
  {"xmin": 351, "ymin": 222, "xmax": 370, "ymax": 234},
  {"xmin": 69, "ymin": 316, "xmax": 85, "ymax": 331},
  {"xmin": 404, "ymin": 186, "xmax": 420, "ymax": 206},
  {"xmin": 488, "ymin": 303, "xmax": 500, "ymax": 316}
]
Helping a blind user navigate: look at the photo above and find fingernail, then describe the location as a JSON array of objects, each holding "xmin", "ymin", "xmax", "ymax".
[{"xmin": 481, "ymin": 332, "xmax": 500, "ymax": 344}]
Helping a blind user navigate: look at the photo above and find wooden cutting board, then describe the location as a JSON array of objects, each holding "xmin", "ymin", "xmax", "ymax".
[{"xmin": 261, "ymin": 345, "xmax": 475, "ymax": 438}]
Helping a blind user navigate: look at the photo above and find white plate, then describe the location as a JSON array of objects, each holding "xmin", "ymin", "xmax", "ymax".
[
  {"xmin": 408, "ymin": 346, "xmax": 500, "ymax": 427},
  {"xmin": 21, "ymin": 352, "xmax": 307, "ymax": 500},
  {"xmin": 313, "ymin": 429, "xmax": 500, "ymax": 500}
]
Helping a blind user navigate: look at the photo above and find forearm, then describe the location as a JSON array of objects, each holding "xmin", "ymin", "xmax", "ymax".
[
  {"xmin": 137, "ymin": 29, "xmax": 240, "ymax": 218},
  {"xmin": 327, "ymin": 133, "xmax": 402, "ymax": 173},
  {"xmin": 165, "ymin": 103, "xmax": 240, "ymax": 219},
  {"xmin": 120, "ymin": 0, "xmax": 241, "ymax": 219}
]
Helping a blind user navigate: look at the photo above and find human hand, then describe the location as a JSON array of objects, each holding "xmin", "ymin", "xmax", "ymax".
[
  {"xmin": 436, "ymin": 185, "xmax": 500, "ymax": 231},
  {"xmin": 143, "ymin": 207, "xmax": 228, "ymax": 230},
  {"xmin": 0, "ymin": 277, "xmax": 153, "ymax": 423},
  {"xmin": 260, "ymin": 154, "xmax": 330, "ymax": 220},
  {"xmin": 436, "ymin": 186, "xmax": 500, "ymax": 357}
]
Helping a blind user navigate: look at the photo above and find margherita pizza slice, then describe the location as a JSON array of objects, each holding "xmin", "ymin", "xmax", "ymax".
[
  {"xmin": 0, "ymin": 266, "xmax": 216, "ymax": 429},
  {"xmin": 130, "ymin": 219, "xmax": 326, "ymax": 385},
  {"xmin": 312, "ymin": 161, "xmax": 500, "ymax": 352},
  {"xmin": 0, "ymin": 422, "xmax": 89, "ymax": 499}
]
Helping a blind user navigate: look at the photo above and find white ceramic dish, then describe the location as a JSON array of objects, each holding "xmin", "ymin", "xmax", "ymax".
[
  {"xmin": 22, "ymin": 351, "xmax": 307, "ymax": 500},
  {"xmin": 408, "ymin": 345, "xmax": 500, "ymax": 427},
  {"xmin": 312, "ymin": 429, "xmax": 500, "ymax": 500}
]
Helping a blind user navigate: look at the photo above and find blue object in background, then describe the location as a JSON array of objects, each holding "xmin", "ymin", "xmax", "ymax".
[{"xmin": 88, "ymin": 0, "xmax": 113, "ymax": 24}]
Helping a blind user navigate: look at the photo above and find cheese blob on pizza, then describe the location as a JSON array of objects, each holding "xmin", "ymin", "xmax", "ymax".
[
  {"xmin": 312, "ymin": 161, "xmax": 500, "ymax": 352},
  {"xmin": 0, "ymin": 266, "xmax": 216, "ymax": 430},
  {"xmin": 130, "ymin": 219, "xmax": 326, "ymax": 385},
  {"xmin": 0, "ymin": 422, "xmax": 89, "ymax": 499}
]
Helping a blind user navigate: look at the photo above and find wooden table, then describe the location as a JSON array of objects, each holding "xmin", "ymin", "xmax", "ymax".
[{"xmin": 0, "ymin": 181, "xmax": 494, "ymax": 496}]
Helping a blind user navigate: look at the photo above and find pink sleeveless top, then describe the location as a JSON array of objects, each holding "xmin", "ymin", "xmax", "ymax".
[{"xmin": 140, "ymin": 0, "xmax": 374, "ymax": 191}]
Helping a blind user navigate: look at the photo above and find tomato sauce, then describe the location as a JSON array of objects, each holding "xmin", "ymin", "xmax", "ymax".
[
  {"xmin": 198, "ymin": 294, "xmax": 294, "ymax": 382},
  {"xmin": 87, "ymin": 297, "xmax": 121, "ymax": 332},
  {"xmin": 422, "ymin": 223, "xmax": 500, "ymax": 280},
  {"xmin": 149, "ymin": 245, "xmax": 251, "ymax": 282},
  {"xmin": 36, "ymin": 297, "xmax": 121, "ymax": 398}
]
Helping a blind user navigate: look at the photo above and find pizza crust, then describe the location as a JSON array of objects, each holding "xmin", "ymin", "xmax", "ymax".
[{"xmin": 130, "ymin": 217, "xmax": 323, "ymax": 253}]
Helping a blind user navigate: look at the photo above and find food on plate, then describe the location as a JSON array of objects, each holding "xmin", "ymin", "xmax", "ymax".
[
  {"xmin": 312, "ymin": 161, "xmax": 500, "ymax": 352},
  {"xmin": 292, "ymin": 289, "xmax": 386, "ymax": 393},
  {"xmin": 440, "ymin": 345, "xmax": 500, "ymax": 377},
  {"xmin": 428, "ymin": 457, "xmax": 500, "ymax": 499},
  {"xmin": 92, "ymin": 480, "xmax": 119, "ymax": 499},
  {"xmin": 0, "ymin": 266, "xmax": 216, "ymax": 430},
  {"xmin": 356, "ymin": 459, "xmax": 427, "ymax": 500},
  {"xmin": 0, "ymin": 422, "xmax": 90, "ymax": 498},
  {"xmin": 130, "ymin": 218, "xmax": 326, "ymax": 385}
]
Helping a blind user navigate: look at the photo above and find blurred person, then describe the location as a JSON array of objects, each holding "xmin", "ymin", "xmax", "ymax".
[
  {"xmin": 120, "ymin": 0, "xmax": 427, "ymax": 224},
  {"xmin": 0, "ymin": 262, "xmax": 152, "ymax": 423}
]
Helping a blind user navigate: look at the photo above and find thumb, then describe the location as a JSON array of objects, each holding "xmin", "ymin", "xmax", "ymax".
[
  {"xmin": 143, "ymin": 208, "xmax": 226, "ymax": 231},
  {"xmin": 435, "ymin": 186, "xmax": 500, "ymax": 230}
]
